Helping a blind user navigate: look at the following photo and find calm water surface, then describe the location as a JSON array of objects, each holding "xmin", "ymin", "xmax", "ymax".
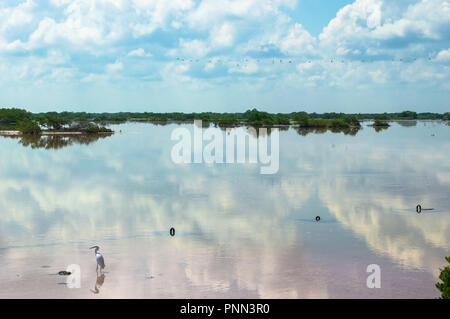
[{"xmin": 0, "ymin": 121, "xmax": 449, "ymax": 298}]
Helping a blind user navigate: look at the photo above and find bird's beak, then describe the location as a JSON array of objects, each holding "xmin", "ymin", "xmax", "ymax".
[{"xmin": 89, "ymin": 246, "xmax": 96, "ymax": 249}]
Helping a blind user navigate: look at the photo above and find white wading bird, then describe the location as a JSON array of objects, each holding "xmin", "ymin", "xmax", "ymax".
[{"xmin": 90, "ymin": 246, "xmax": 105, "ymax": 273}]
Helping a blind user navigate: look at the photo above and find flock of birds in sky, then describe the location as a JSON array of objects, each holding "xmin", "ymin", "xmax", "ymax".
[
  {"xmin": 176, "ymin": 57, "xmax": 442, "ymax": 67},
  {"xmin": 174, "ymin": 56, "xmax": 438, "ymax": 67}
]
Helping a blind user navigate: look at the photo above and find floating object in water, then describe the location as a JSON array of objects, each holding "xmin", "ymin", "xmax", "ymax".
[
  {"xmin": 58, "ymin": 271, "xmax": 71, "ymax": 276},
  {"xmin": 415, "ymin": 205, "xmax": 434, "ymax": 213},
  {"xmin": 170, "ymin": 227, "xmax": 175, "ymax": 236},
  {"xmin": 315, "ymin": 216, "xmax": 321, "ymax": 222}
]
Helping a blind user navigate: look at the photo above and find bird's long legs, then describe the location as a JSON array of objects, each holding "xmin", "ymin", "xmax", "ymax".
[{"xmin": 96, "ymin": 263, "xmax": 103, "ymax": 274}]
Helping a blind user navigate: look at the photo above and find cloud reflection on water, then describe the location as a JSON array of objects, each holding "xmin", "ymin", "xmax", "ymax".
[{"xmin": 0, "ymin": 122, "xmax": 448, "ymax": 298}]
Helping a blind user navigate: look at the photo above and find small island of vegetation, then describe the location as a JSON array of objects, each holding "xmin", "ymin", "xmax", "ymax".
[
  {"xmin": 370, "ymin": 119, "xmax": 391, "ymax": 132},
  {"xmin": 372, "ymin": 119, "xmax": 390, "ymax": 127},
  {"xmin": 0, "ymin": 108, "xmax": 113, "ymax": 135}
]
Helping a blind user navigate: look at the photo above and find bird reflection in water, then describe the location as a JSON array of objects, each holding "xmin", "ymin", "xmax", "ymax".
[{"xmin": 91, "ymin": 273, "xmax": 105, "ymax": 294}]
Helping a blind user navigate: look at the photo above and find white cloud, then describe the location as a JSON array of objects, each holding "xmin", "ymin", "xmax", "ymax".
[
  {"xmin": 185, "ymin": 0, "xmax": 296, "ymax": 30},
  {"xmin": 319, "ymin": 0, "xmax": 450, "ymax": 58},
  {"xmin": 178, "ymin": 39, "xmax": 210, "ymax": 58},
  {"xmin": 0, "ymin": 0, "xmax": 448, "ymax": 112},
  {"xmin": 368, "ymin": 69, "xmax": 387, "ymax": 84},
  {"xmin": 50, "ymin": 0, "xmax": 72, "ymax": 6},
  {"xmin": 280, "ymin": 23, "xmax": 316, "ymax": 55},
  {"xmin": 128, "ymin": 48, "xmax": 152, "ymax": 57},
  {"xmin": 210, "ymin": 22, "xmax": 235, "ymax": 48},
  {"xmin": 435, "ymin": 48, "xmax": 450, "ymax": 62},
  {"xmin": 106, "ymin": 61, "xmax": 123, "ymax": 72},
  {"xmin": 296, "ymin": 61, "xmax": 314, "ymax": 73},
  {"xmin": 0, "ymin": 0, "xmax": 36, "ymax": 29},
  {"xmin": 130, "ymin": 0, "xmax": 195, "ymax": 37},
  {"xmin": 0, "ymin": 0, "xmax": 195, "ymax": 52}
]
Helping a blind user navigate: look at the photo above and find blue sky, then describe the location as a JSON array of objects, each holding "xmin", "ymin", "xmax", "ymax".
[{"xmin": 0, "ymin": 0, "xmax": 449, "ymax": 113}]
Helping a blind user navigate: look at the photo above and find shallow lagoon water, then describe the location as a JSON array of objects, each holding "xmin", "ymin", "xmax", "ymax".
[{"xmin": 0, "ymin": 121, "xmax": 449, "ymax": 298}]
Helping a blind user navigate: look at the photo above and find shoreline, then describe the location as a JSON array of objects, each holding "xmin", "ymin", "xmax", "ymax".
[
  {"xmin": 0, "ymin": 130, "xmax": 116, "ymax": 136},
  {"xmin": 1, "ymin": 119, "xmax": 447, "ymax": 136}
]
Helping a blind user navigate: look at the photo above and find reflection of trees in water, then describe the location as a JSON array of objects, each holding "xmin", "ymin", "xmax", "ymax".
[
  {"xmin": 374, "ymin": 126, "xmax": 389, "ymax": 133},
  {"xmin": 294, "ymin": 126, "xmax": 360, "ymax": 136},
  {"xmin": 395, "ymin": 120, "xmax": 417, "ymax": 127},
  {"xmin": 5, "ymin": 134, "xmax": 112, "ymax": 150},
  {"xmin": 206, "ymin": 125, "xmax": 358, "ymax": 137},
  {"xmin": 216, "ymin": 125, "xmax": 288, "ymax": 136}
]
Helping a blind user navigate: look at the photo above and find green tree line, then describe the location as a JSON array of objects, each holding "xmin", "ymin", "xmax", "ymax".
[{"xmin": 1, "ymin": 107, "xmax": 449, "ymax": 134}]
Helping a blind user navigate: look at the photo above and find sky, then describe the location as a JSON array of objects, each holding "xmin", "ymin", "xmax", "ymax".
[{"xmin": 0, "ymin": 0, "xmax": 449, "ymax": 113}]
